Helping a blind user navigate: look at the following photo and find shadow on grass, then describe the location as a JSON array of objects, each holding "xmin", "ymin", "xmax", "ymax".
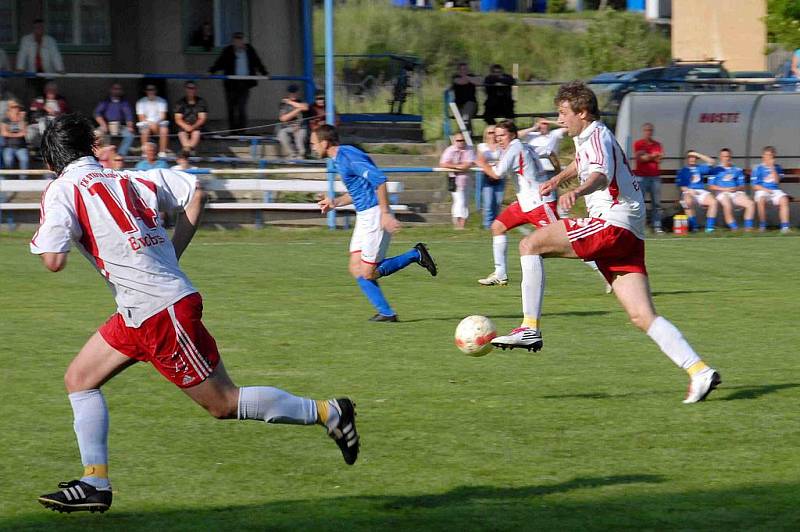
[
  {"xmin": 720, "ymin": 383, "xmax": 800, "ymax": 401},
  {"xmin": 651, "ymin": 289, "xmax": 716, "ymax": 297},
  {"xmin": 402, "ymin": 311, "xmax": 611, "ymax": 323},
  {"xmin": 6, "ymin": 478, "xmax": 799, "ymax": 531},
  {"xmin": 541, "ymin": 383, "xmax": 800, "ymax": 402}
]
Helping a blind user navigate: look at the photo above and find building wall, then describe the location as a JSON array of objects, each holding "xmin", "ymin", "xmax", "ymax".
[
  {"xmin": 3, "ymin": 0, "xmax": 306, "ymax": 128},
  {"xmin": 672, "ymin": 0, "xmax": 767, "ymax": 71}
]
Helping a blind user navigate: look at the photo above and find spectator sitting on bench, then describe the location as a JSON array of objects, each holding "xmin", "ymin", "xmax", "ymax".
[
  {"xmin": 174, "ymin": 81, "xmax": 208, "ymax": 156},
  {"xmin": 28, "ymin": 81, "xmax": 69, "ymax": 147},
  {"xmin": 94, "ymin": 83, "xmax": 135, "ymax": 156},
  {"xmin": 136, "ymin": 84, "xmax": 170, "ymax": 158},
  {"xmin": 2, "ymin": 99, "xmax": 29, "ymax": 179},
  {"xmin": 277, "ymin": 84, "xmax": 309, "ymax": 159},
  {"xmin": 135, "ymin": 141, "xmax": 168, "ymax": 170},
  {"xmin": 307, "ymin": 91, "xmax": 338, "ymax": 135}
]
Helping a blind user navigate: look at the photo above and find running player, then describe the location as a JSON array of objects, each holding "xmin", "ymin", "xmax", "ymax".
[
  {"xmin": 33, "ymin": 115, "xmax": 360, "ymax": 514},
  {"xmin": 311, "ymin": 124, "xmax": 437, "ymax": 322},
  {"xmin": 474, "ymin": 120, "xmax": 555, "ymax": 286},
  {"xmin": 491, "ymin": 82, "xmax": 721, "ymax": 404},
  {"xmin": 709, "ymin": 148, "xmax": 755, "ymax": 231},
  {"xmin": 751, "ymin": 146, "xmax": 791, "ymax": 233},
  {"xmin": 676, "ymin": 150, "xmax": 718, "ymax": 232}
]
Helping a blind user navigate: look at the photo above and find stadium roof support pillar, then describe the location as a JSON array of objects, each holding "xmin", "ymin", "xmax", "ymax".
[{"xmin": 324, "ymin": 0, "xmax": 336, "ymax": 229}]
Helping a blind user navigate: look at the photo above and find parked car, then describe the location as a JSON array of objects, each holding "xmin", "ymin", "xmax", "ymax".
[{"xmin": 731, "ymin": 71, "xmax": 779, "ymax": 91}]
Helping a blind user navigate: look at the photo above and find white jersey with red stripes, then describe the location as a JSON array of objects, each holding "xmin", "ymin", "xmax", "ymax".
[
  {"xmin": 573, "ymin": 121, "xmax": 645, "ymax": 240},
  {"xmin": 30, "ymin": 157, "xmax": 197, "ymax": 327},
  {"xmin": 493, "ymin": 138, "xmax": 553, "ymax": 212}
]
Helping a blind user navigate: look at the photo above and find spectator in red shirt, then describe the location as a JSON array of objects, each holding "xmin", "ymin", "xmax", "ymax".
[{"xmin": 634, "ymin": 122, "xmax": 664, "ymax": 233}]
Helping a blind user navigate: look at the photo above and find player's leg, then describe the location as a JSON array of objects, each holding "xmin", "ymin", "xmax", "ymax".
[
  {"xmin": 681, "ymin": 191, "xmax": 697, "ymax": 230},
  {"xmin": 734, "ymin": 193, "xmax": 755, "ymax": 230},
  {"xmin": 38, "ymin": 331, "xmax": 136, "ymax": 513},
  {"xmin": 778, "ymin": 194, "xmax": 791, "ymax": 232},
  {"xmin": 755, "ymin": 192, "xmax": 768, "ymax": 231},
  {"xmin": 349, "ymin": 217, "xmax": 397, "ymax": 320},
  {"xmin": 717, "ymin": 193, "xmax": 737, "ymax": 229},
  {"xmin": 376, "ymin": 228, "xmax": 436, "ymax": 278},
  {"xmin": 611, "ymin": 272, "xmax": 721, "ymax": 403},
  {"xmin": 702, "ymin": 193, "xmax": 718, "ymax": 232},
  {"xmin": 480, "ymin": 202, "xmax": 527, "ymax": 286}
]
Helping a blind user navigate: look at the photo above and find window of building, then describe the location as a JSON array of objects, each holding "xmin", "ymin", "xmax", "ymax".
[
  {"xmin": 0, "ymin": 0, "xmax": 17, "ymax": 45},
  {"xmin": 45, "ymin": 0, "xmax": 111, "ymax": 47},
  {"xmin": 185, "ymin": 0, "xmax": 249, "ymax": 51}
]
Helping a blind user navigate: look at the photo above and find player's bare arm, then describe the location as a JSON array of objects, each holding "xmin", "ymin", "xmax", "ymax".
[
  {"xmin": 476, "ymin": 157, "xmax": 500, "ymax": 180},
  {"xmin": 172, "ymin": 183, "xmax": 206, "ymax": 260},
  {"xmin": 688, "ymin": 151, "xmax": 715, "ymax": 165},
  {"xmin": 559, "ymin": 171, "xmax": 607, "ymax": 211},
  {"xmin": 540, "ymin": 160, "xmax": 577, "ymax": 196},
  {"xmin": 376, "ymin": 182, "xmax": 400, "ymax": 233}
]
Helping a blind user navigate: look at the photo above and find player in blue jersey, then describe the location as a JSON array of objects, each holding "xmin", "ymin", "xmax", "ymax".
[
  {"xmin": 676, "ymin": 150, "xmax": 718, "ymax": 232},
  {"xmin": 751, "ymin": 146, "xmax": 791, "ymax": 233},
  {"xmin": 311, "ymin": 124, "xmax": 437, "ymax": 322},
  {"xmin": 709, "ymin": 148, "xmax": 755, "ymax": 231}
]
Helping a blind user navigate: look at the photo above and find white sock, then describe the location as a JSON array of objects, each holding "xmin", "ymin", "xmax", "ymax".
[
  {"xmin": 493, "ymin": 234, "xmax": 508, "ymax": 278},
  {"xmin": 237, "ymin": 386, "xmax": 317, "ymax": 425},
  {"xmin": 646, "ymin": 316, "xmax": 702, "ymax": 370},
  {"xmin": 69, "ymin": 389, "xmax": 111, "ymax": 489},
  {"xmin": 520, "ymin": 254, "xmax": 544, "ymax": 327},
  {"xmin": 585, "ymin": 260, "xmax": 600, "ymax": 272}
]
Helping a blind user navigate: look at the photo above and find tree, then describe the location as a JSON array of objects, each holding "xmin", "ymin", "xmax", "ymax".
[{"xmin": 766, "ymin": 0, "xmax": 800, "ymax": 50}]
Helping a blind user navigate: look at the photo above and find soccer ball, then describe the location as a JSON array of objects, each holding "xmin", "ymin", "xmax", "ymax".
[{"xmin": 454, "ymin": 315, "xmax": 497, "ymax": 357}]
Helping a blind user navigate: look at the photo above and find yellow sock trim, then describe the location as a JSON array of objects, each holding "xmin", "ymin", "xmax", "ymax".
[
  {"xmin": 84, "ymin": 464, "xmax": 108, "ymax": 478},
  {"xmin": 687, "ymin": 361, "xmax": 709, "ymax": 377},
  {"xmin": 315, "ymin": 400, "xmax": 330, "ymax": 426},
  {"xmin": 522, "ymin": 317, "xmax": 539, "ymax": 329}
]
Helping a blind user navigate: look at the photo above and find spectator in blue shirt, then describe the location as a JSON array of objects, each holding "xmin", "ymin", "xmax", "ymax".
[
  {"xmin": 134, "ymin": 142, "xmax": 169, "ymax": 170},
  {"xmin": 676, "ymin": 150, "xmax": 718, "ymax": 232},
  {"xmin": 94, "ymin": 83, "xmax": 135, "ymax": 155},
  {"xmin": 751, "ymin": 146, "xmax": 791, "ymax": 233},
  {"xmin": 709, "ymin": 148, "xmax": 755, "ymax": 231}
]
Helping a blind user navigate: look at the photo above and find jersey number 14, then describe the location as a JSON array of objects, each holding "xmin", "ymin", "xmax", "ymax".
[{"xmin": 89, "ymin": 179, "xmax": 159, "ymax": 233}]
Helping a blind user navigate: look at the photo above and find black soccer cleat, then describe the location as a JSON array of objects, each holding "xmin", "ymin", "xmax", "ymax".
[
  {"xmin": 369, "ymin": 313, "xmax": 398, "ymax": 322},
  {"xmin": 38, "ymin": 480, "xmax": 112, "ymax": 514},
  {"xmin": 328, "ymin": 398, "xmax": 360, "ymax": 465},
  {"xmin": 414, "ymin": 242, "xmax": 437, "ymax": 277}
]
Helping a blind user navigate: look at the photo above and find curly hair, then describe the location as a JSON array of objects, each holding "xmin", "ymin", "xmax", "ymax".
[{"xmin": 554, "ymin": 81, "xmax": 599, "ymax": 120}]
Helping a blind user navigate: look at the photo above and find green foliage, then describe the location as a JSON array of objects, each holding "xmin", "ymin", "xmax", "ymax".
[
  {"xmin": 581, "ymin": 9, "xmax": 671, "ymax": 73},
  {"xmin": 766, "ymin": 0, "xmax": 800, "ymax": 50},
  {"xmin": 547, "ymin": 0, "xmax": 570, "ymax": 14}
]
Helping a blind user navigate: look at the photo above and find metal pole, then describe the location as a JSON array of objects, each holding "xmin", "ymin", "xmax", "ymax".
[{"xmin": 324, "ymin": 0, "xmax": 336, "ymax": 229}]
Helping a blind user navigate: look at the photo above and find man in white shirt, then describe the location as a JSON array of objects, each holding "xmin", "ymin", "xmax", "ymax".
[
  {"xmin": 135, "ymin": 84, "xmax": 170, "ymax": 158},
  {"xmin": 15, "ymin": 19, "xmax": 64, "ymax": 74},
  {"xmin": 492, "ymin": 82, "xmax": 721, "ymax": 405},
  {"xmin": 32, "ymin": 115, "xmax": 359, "ymax": 514}
]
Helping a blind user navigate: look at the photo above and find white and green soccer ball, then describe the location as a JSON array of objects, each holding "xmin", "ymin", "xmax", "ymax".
[{"xmin": 454, "ymin": 315, "xmax": 497, "ymax": 357}]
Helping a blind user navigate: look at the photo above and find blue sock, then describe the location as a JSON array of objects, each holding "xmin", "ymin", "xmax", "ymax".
[
  {"xmin": 69, "ymin": 389, "xmax": 111, "ymax": 489},
  {"xmin": 760, "ymin": 222, "xmax": 767, "ymax": 230},
  {"xmin": 706, "ymin": 217, "xmax": 716, "ymax": 230},
  {"xmin": 356, "ymin": 276, "xmax": 394, "ymax": 316},
  {"xmin": 688, "ymin": 216, "xmax": 697, "ymax": 231},
  {"xmin": 744, "ymin": 219, "xmax": 753, "ymax": 229},
  {"xmin": 780, "ymin": 222, "xmax": 790, "ymax": 230},
  {"xmin": 728, "ymin": 221, "xmax": 739, "ymax": 230},
  {"xmin": 377, "ymin": 248, "xmax": 419, "ymax": 277}
]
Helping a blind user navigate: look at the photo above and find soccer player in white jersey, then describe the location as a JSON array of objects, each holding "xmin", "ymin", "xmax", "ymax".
[
  {"xmin": 474, "ymin": 120, "xmax": 555, "ymax": 286},
  {"xmin": 491, "ymin": 82, "xmax": 721, "ymax": 404},
  {"xmin": 32, "ymin": 115, "xmax": 360, "ymax": 514}
]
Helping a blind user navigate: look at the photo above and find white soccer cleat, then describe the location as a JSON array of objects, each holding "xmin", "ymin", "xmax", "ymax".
[
  {"xmin": 478, "ymin": 272, "xmax": 508, "ymax": 286},
  {"xmin": 683, "ymin": 370, "xmax": 722, "ymax": 404},
  {"xmin": 491, "ymin": 327, "xmax": 543, "ymax": 352}
]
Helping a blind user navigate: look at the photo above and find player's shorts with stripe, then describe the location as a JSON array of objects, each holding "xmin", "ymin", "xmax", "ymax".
[
  {"xmin": 349, "ymin": 205, "xmax": 391, "ymax": 264},
  {"xmin": 98, "ymin": 292, "xmax": 220, "ymax": 388},
  {"xmin": 496, "ymin": 200, "xmax": 559, "ymax": 230},
  {"xmin": 563, "ymin": 217, "xmax": 647, "ymax": 284},
  {"xmin": 754, "ymin": 189, "xmax": 788, "ymax": 206}
]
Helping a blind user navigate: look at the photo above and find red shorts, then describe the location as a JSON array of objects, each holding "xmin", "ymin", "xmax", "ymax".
[
  {"xmin": 496, "ymin": 201, "xmax": 559, "ymax": 230},
  {"xmin": 563, "ymin": 217, "xmax": 647, "ymax": 284},
  {"xmin": 99, "ymin": 293, "xmax": 220, "ymax": 388}
]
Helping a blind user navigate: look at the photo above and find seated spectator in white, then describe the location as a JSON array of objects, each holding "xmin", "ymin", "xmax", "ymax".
[
  {"xmin": 174, "ymin": 81, "xmax": 208, "ymax": 156},
  {"xmin": 136, "ymin": 84, "xmax": 170, "ymax": 157},
  {"xmin": 751, "ymin": 146, "xmax": 791, "ymax": 233},
  {"xmin": 134, "ymin": 142, "xmax": 169, "ymax": 170},
  {"xmin": 276, "ymin": 84, "xmax": 309, "ymax": 159},
  {"xmin": 1, "ymin": 100, "xmax": 30, "ymax": 179},
  {"xmin": 15, "ymin": 19, "xmax": 64, "ymax": 75},
  {"xmin": 28, "ymin": 81, "xmax": 69, "ymax": 146},
  {"xmin": 94, "ymin": 83, "xmax": 135, "ymax": 155},
  {"xmin": 171, "ymin": 150, "xmax": 197, "ymax": 171},
  {"xmin": 110, "ymin": 153, "xmax": 125, "ymax": 171},
  {"xmin": 676, "ymin": 150, "xmax": 718, "ymax": 233}
]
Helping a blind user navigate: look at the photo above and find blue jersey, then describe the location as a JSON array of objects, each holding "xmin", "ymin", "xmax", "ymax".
[
  {"xmin": 334, "ymin": 145, "xmax": 387, "ymax": 212},
  {"xmin": 676, "ymin": 164, "xmax": 712, "ymax": 190},
  {"xmin": 750, "ymin": 164, "xmax": 783, "ymax": 190},
  {"xmin": 710, "ymin": 165, "xmax": 745, "ymax": 189}
]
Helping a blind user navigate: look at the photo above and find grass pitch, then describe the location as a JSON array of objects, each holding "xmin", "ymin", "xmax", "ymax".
[{"xmin": 1, "ymin": 226, "xmax": 799, "ymax": 531}]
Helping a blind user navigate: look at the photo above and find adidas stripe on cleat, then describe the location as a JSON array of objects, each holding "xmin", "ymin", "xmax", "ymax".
[
  {"xmin": 490, "ymin": 327, "xmax": 543, "ymax": 352},
  {"xmin": 38, "ymin": 480, "xmax": 112, "ymax": 513},
  {"xmin": 327, "ymin": 397, "xmax": 360, "ymax": 465}
]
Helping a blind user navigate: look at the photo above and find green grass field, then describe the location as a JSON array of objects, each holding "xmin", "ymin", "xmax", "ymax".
[{"xmin": 1, "ymin": 227, "xmax": 799, "ymax": 531}]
